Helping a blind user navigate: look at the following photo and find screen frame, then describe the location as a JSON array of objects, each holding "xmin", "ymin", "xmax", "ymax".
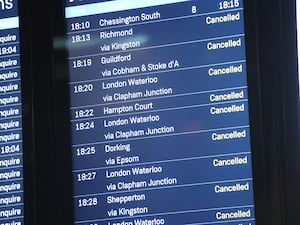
[
  {"xmin": 243, "ymin": 0, "xmax": 286, "ymax": 223},
  {"xmin": 277, "ymin": 0, "xmax": 300, "ymax": 224},
  {"xmin": 51, "ymin": 0, "xmax": 75, "ymax": 223},
  {"xmin": 18, "ymin": 0, "xmax": 36, "ymax": 223},
  {"xmin": 20, "ymin": 0, "xmax": 65, "ymax": 224}
]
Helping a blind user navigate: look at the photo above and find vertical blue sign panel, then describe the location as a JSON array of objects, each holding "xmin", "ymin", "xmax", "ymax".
[
  {"xmin": 0, "ymin": 0, "xmax": 24, "ymax": 225},
  {"xmin": 65, "ymin": 0, "xmax": 256, "ymax": 224}
]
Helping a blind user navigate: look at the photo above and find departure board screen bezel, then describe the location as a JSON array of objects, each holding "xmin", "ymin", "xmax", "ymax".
[
  {"xmin": 18, "ymin": 0, "xmax": 34, "ymax": 224},
  {"xmin": 276, "ymin": 0, "xmax": 300, "ymax": 223},
  {"xmin": 52, "ymin": 0, "xmax": 273, "ymax": 224}
]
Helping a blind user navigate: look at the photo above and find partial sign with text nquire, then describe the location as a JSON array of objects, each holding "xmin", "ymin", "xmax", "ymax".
[{"xmin": 0, "ymin": 0, "xmax": 24, "ymax": 224}]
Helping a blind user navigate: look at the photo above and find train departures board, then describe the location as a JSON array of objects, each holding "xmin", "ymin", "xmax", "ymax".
[{"xmin": 63, "ymin": 0, "xmax": 265, "ymax": 224}]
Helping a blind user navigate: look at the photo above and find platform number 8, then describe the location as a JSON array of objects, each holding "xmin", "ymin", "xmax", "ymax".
[{"xmin": 192, "ymin": 6, "xmax": 197, "ymax": 13}]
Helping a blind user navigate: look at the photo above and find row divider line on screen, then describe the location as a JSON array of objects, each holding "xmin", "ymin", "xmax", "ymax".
[
  {"xmin": 70, "ymin": 89, "xmax": 248, "ymax": 111},
  {"xmin": 66, "ymin": 7, "xmax": 243, "ymax": 33},
  {"xmin": 0, "ymin": 66, "xmax": 20, "ymax": 72},
  {"xmin": 73, "ymin": 177, "xmax": 254, "ymax": 198},
  {"xmin": 74, "ymin": 204, "xmax": 255, "ymax": 224},
  {"xmin": 69, "ymin": 60, "xmax": 247, "ymax": 84},
  {"xmin": 67, "ymin": 33, "xmax": 245, "ymax": 59},
  {"xmin": 73, "ymin": 151, "xmax": 252, "ymax": 172},
  {"xmin": 71, "ymin": 124, "xmax": 250, "ymax": 147},
  {"xmin": 184, "ymin": 218, "xmax": 255, "ymax": 225}
]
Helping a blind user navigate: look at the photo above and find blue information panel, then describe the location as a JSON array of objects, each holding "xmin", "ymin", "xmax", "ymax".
[
  {"xmin": 65, "ymin": 0, "xmax": 256, "ymax": 224},
  {"xmin": 0, "ymin": 0, "xmax": 24, "ymax": 225}
]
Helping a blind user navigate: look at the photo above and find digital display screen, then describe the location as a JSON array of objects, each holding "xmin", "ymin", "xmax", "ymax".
[
  {"xmin": 0, "ymin": 0, "xmax": 24, "ymax": 225},
  {"xmin": 65, "ymin": 0, "xmax": 256, "ymax": 224}
]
